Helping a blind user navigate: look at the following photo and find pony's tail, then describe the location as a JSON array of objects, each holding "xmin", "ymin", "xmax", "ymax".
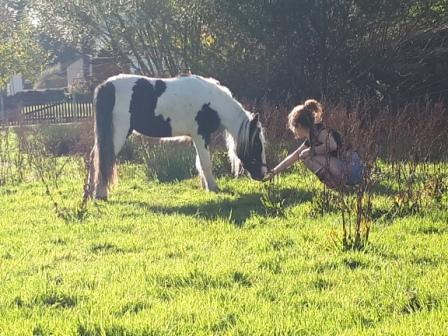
[{"xmin": 93, "ymin": 81, "xmax": 117, "ymax": 198}]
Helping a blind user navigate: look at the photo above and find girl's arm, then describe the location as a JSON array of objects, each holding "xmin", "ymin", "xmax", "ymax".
[
  {"xmin": 312, "ymin": 129, "xmax": 338, "ymax": 155},
  {"xmin": 269, "ymin": 143, "xmax": 306, "ymax": 177}
]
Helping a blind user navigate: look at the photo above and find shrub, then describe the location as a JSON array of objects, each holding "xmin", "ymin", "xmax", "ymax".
[
  {"xmin": 260, "ymin": 180, "xmax": 286, "ymax": 217},
  {"xmin": 141, "ymin": 141, "xmax": 196, "ymax": 182},
  {"xmin": 0, "ymin": 127, "xmax": 28, "ymax": 185},
  {"xmin": 118, "ymin": 135, "xmax": 144, "ymax": 163},
  {"xmin": 9, "ymin": 126, "xmax": 90, "ymax": 221},
  {"xmin": 34, "ymin": 121, "xmax": 93, "ymax": 157},
  {"xmin": 211, "ymin": 151, "xmax": 232, "ymax": 177}
]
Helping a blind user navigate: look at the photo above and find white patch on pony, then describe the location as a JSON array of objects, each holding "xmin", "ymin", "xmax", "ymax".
[
  {"xmin": 226, "ymin": 130, "xmax": 242, "ymax": 176},
  {"xmin": 195, "ymin": 154, "xmax": 206, "ymax": 187},
  {"xmin": 201, "ymin": 77, "xmax": 234, "ymax": 98},
  {"xmin": 109, "ymin": 78, "xmax": 133, "ymax": 155}
]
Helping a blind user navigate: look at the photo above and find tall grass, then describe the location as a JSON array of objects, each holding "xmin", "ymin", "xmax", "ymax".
[
  {"xmin": 0, "ymin": 102, "xmax": 447, "ymax": 334},
  {"xmin": 1, "ymin": 97, "xmax": 447, "ymax": 249},
  {"xmin": 1, "ymin": 158, "xmax": 447, "ymax": 335},
  {"xmin": 255, "ymin": 97, "xmax": 448, "ymax": 250},
  {"xmin": 0, "ymin": 127, "xmax": 27, "ymax": 185},
  {"xmin": 139, "ymin": 139, "xmax": 196, "ymax": 182}
]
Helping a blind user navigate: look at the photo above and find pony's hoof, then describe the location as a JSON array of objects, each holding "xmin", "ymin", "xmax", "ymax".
[
  {"xmin": 94, "ymin": 185, "xmax": 109, "ymax": 200},
  {"xmin": 94, "ymin": 192, "xmax": 108, "ymax": 201},
  {"xmin": 207, "ymin": 186, "xmax": 220, "ymax": 193}
]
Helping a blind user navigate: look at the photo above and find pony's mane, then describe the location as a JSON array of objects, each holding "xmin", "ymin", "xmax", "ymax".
[
  {"xmin": 194, "ymin": 75, "xmax": 262, "ymax": 176},
  {"xmin": 225, "ymin": 118, "xmax": 266, "ymax": 177},
  {"xmin": 236, "ymin": 119, "xmax": 251, "ymax": 162},
  {"xmin": 195, "ymin": 75, "xmax": 235, "ymax": 101}
]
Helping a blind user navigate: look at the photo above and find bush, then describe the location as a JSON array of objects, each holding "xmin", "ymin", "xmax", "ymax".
[
  {"xmin": 0, "ymin": 127, "xmax": 27, "ymax": 185},
  {"xmin": 118, "ymin": 136, "xmax": 144, "ymax": 163},
  {"xmin": 141, "ymin": 142, "xmax": 196, "ymax": 182},
  {"xmin": 211, "ymin": 151, "xmax": 232, "ymax": 177},
  {"xmin": 35, "ymin": 121, "xmax": 93, "ymax": 156}
]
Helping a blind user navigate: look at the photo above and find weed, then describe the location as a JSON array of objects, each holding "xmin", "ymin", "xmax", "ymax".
[
  {"xmin": 140, "ymin": 139, "xmax": 196, "ymax": 182},
  {"xmin": 15, "ymin": 126, "xmax": 90, "ymax": 222},
  {"xmin": 260, "ymin": 179, "xmax": 286, "ymax": 217},
  {"xmin": 0, "ymin": 127, "xmax": 27, "ymax": 185}
]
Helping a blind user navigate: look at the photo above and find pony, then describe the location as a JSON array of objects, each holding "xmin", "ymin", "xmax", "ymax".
[{"xmin": 87, "ymin": 74, "xmax": 267, "ymax": 199}]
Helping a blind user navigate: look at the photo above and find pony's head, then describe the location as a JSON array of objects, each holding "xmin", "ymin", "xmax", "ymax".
[{"xmin": 233, "ymin": 113, "xmax": 267, "ymax": 180}]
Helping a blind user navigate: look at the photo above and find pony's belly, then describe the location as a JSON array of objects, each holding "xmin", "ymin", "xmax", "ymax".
[{"xmin": 132, "ymin": 120, "xmax": 172, "ymax": 137}]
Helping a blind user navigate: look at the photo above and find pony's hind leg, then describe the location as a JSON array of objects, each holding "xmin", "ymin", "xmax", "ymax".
[{"xmin": 193, "ymin": 139, "xmax": 218, "ymax": 192}]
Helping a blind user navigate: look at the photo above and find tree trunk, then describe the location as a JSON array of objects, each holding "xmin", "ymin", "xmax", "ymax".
[{"xmin": 319, "ymin": 0, "xmax": 329, "ymax": 96}]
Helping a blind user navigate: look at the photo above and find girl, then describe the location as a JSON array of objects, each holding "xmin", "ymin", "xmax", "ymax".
[{"xmin": 265, "ymin": 99, "xmax": 363, "ymax": 190}]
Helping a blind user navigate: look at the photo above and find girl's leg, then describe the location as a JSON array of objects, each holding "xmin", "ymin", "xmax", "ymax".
[{"xmin": 303, "ymin": 155, "xmax": 346, "ymax": 189}]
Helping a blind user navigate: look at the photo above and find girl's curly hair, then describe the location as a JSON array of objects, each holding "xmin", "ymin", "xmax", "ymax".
[{"xmin": 287, "ymin": 99, "xmax": 323, "ymax": 135}]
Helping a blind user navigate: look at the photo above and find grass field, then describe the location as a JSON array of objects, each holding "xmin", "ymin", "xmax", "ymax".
[{"xmin": 1, "ymin": 160, "xmax": 448, "ymax": 335}]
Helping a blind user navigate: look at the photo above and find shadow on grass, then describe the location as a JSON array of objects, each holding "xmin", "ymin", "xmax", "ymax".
[
  {"xmin": 276, "ymin": 187, "xmax": 314, "ymax": 206},
  {"xmin": 369, "ymin": 181, "xmax": 396, "ymax": 196},
  {"xmin": 111, "ymin": 187, "xmax": 313, "ymax": 226}
]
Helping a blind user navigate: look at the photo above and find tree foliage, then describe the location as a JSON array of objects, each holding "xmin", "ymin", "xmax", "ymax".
[
  {"xmin": 0, "ymin": 0, "xmax": 49, "ymax": 89},
  {"xmin": 25, "ymin": 0, "xmax": 448, "ymax": 101}
]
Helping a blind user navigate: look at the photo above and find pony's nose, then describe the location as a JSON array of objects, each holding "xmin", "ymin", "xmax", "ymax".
[
  {"xmin": 261, "ymin": 166, "xmax": 268, "ymax": 177},
  {"xmin": 250, "ymin": 171, "xmax": 264, "ymax": 181}
]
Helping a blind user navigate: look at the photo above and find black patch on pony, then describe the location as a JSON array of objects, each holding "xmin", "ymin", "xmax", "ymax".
[
  {"xmin": 195, "ymin": 103, "xmax": 221, "ymax": 148},
  {"xmin": 242, "ymin": 116, "xmax": 264, "ymax": 180},
  {"xmin": 129, "ymin": 79, "xmax": 171, "ymax": 137}
]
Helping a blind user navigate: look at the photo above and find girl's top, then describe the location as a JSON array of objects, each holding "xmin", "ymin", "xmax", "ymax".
[{"xmin": 304, "ymin": 123, "xmax": 343, "ymax": 157}]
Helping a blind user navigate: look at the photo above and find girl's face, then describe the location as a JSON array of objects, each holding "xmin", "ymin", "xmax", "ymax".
[{"xmin": 294, "ymin": 124, "xmax": 309, "ymax": 139}]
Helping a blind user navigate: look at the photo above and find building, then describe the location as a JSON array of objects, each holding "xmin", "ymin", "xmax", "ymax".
[{"xmin": 6, "ymin": 56, "xmax": 125, "ymax": 96}]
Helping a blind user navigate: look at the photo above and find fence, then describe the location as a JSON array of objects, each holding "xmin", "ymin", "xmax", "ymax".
[{"xmin": 0, "ymin": 100, "xmax": 93, "ymax": 126}]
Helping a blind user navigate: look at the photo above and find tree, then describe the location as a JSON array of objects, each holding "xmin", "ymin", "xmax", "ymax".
[
  {"xmin": 27, "ymin": 0, "xmax": 448, "ymax": 102},
  {"xmin": 0, "ymin": 0, "xmax": 49, "ymax": 90},
  {"xmin": 29, "ymin": 0, "xmax": 217, "ymax": 76}
]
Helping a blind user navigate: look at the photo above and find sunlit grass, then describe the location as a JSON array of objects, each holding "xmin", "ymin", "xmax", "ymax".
[{"xmin": 0, "ymin": 161, "xmax": 447, "ymax": 335}]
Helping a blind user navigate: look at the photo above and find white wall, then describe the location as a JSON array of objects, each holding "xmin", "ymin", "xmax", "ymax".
[
  {"xmin": 67, "ymin": 58, "xmax": 84, "ymax": 87},
  {"xmin": 7, "ymin": 74, "xmax": 24, "ymax": 95}
]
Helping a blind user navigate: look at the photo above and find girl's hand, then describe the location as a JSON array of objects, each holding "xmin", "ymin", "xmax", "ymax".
[{"xmin": 263, "ymin": 170, "xmax": 275, "ymax": 182}]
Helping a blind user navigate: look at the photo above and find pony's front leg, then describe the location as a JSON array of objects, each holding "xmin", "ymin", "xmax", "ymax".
[
  {"xmin": 195, "ymin": 155, "xmax": 207, "ymax": 189},
  {"xmin": 193, "ymin": 139, "xmax": 218, "ymax": 192}
]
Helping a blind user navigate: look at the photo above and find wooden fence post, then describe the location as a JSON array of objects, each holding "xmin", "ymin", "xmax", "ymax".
[{"xmin": 0, "ymin": 94, "xmax": 4, "ymax": 122}]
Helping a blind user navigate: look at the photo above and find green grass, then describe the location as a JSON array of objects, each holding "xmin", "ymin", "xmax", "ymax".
[{"xmin": 1, "ymin": 161, "xmax": 448, "ymax": 335}]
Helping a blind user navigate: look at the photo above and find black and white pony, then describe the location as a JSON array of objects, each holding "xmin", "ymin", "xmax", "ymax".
[{"xmin": 87, "ymin": 74, "xmax": 267, "ymax": 199}]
